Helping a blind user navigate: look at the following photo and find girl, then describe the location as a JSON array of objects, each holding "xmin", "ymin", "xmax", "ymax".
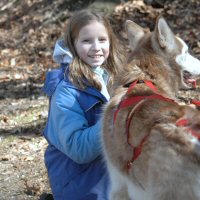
[{"xmin": 43, "ymin": 9, "xmax": 123, "ymax": 200}]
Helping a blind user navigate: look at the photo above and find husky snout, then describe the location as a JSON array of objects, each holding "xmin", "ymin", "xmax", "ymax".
[{"xmin": 176, "ymin": 37, "xmax": 200, "ymax": 75}]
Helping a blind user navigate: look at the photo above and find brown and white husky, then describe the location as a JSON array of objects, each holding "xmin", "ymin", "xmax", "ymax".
[{"xmin": 102, "ymin": 16, "xmax": 200, "ymax": 200}]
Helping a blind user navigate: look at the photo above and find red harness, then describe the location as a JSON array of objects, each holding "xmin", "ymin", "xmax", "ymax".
[
  {"xmin": 114, "ymin": 80, "xmax": 176, "ymax": 173},
  {"xmin": 114, "ymin": 80, "xmax": 175, "ymax": 122},
  {"xmin": 114, "ymin": 80, "xmax": 200, "ymax": 173}
]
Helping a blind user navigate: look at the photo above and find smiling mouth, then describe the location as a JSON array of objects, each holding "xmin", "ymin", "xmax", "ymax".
[{"xmin": 89, "ymin": 55, "xmax": 102, "ymax": 58}]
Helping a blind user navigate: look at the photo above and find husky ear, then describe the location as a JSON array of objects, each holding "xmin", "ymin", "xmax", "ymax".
[
  {"xmin": 156, "ymin": 16, "xmax": 176, "ymax": 50},
  {"xmin": 125, "ymin": 20, "xmax": 145, "ymax": 51}
]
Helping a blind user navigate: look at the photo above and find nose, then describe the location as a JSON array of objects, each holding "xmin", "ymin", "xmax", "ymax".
[{"xmin": 92, "ymin": 40, "xmax": 101, "ymax": 51}]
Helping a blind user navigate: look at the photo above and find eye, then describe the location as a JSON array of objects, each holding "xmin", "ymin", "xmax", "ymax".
[
  {"xmin": 82, "ymin": 39, "xmax": 90, "ymax": 43},
  {"xmin": 99, "ymin": 37, "xmax": 108, "ymax": 42}
]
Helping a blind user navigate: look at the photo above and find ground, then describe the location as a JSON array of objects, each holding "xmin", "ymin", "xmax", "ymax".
[{"xmin": 0, "ymin": 0, "xmax": 200, "ymax": 199}]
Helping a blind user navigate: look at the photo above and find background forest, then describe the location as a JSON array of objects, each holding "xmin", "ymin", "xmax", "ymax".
[{"xmin": 0, "ymin": 0, "xmax": 200, "ymax": 199}]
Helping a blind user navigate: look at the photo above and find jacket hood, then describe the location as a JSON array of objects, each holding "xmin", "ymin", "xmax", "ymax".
[
  {"xmin": 53, "ymin": 39, "xmax": 73, "ymax": 64},
  {"xmin": 42, "ymin": 39, "xmax": 72, "ymax": 96}
]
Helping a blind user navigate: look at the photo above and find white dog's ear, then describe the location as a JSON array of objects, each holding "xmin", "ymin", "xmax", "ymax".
[
  {"xmin": 125, "ymin": 20, "xmax": 145, "ymax": 51},
  {"xmin": 155, "ymin": 16, "xmax": 176, "ymax": 50}
]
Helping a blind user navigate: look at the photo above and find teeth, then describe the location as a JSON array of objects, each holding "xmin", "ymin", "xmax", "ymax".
[{"xmin": 90, "ymin": 55, "xmax": 101, "ymax": 58}]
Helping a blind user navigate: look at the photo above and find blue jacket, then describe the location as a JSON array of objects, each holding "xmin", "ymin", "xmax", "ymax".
[{"xmin": 43, "ymin": 64, "xmax": 110, "ymax": 200}]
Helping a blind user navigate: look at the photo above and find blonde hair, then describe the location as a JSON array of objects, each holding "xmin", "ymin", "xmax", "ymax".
[{"xmin": 63, "ymin": 9, "xmax": 124, "ymax": 90}]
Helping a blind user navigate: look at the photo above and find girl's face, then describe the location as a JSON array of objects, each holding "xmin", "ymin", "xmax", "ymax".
[{"xmin": 75, "ymin": 21, "xmax": 110, "ymax": 67}]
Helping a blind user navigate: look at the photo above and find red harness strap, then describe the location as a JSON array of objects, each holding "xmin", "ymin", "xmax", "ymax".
[
  {"xmin": 114, "ymin": 80, "xmax": 174, "ymax": 122},
  {"xmin": 125, "ymin": 108, "xmax": 151, "ymax": 171},
  {"xmin": 113, "ymin": 80, "xmax": 176, "ymax": 173},
  {"xmin": 126, "ymin": 80, "xmax": 158, "ymax": 95}
]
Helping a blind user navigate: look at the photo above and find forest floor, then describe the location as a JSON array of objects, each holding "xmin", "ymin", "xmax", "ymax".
[{"xmin": 0, "ymin": 0, "xmax": 200, "ymax": 199}]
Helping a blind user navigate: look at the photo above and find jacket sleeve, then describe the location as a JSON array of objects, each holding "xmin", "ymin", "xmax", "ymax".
[{"xmin": 46, "ymin": 81, "xmax": 103, "ymax": 164}]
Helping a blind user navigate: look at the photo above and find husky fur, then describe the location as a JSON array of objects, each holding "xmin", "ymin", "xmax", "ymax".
[{"xmin": 102, "ymin": 16, "xmax": 200, "ymax": 200}]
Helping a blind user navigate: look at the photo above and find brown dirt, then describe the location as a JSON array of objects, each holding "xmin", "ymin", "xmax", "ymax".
[{"xmin": 0, "ymin": 0, "xmax": 199, "ymax": 199}]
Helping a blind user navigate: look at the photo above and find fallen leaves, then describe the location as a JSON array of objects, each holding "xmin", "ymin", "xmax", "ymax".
[
  {"xmin": 0, "ymin": 135, "xmax": 50, "ymax": 199},
  {"xmin": 0, "ymin": 0, "xmax": 199, "ymax": 199}
]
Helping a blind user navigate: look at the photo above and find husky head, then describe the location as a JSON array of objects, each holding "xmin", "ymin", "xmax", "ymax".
[{"xmin": 125, "ymin": 16, "xmax": 200, "ymax": 91}]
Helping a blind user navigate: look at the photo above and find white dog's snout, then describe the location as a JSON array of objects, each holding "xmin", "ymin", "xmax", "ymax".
[
  {"xmin": 185, "ymin": 54, "xmax": 200, "ymax": 75},
  {"xmin": 176, "ymin": 37, "xmax": 200, "ymax": 75}
]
